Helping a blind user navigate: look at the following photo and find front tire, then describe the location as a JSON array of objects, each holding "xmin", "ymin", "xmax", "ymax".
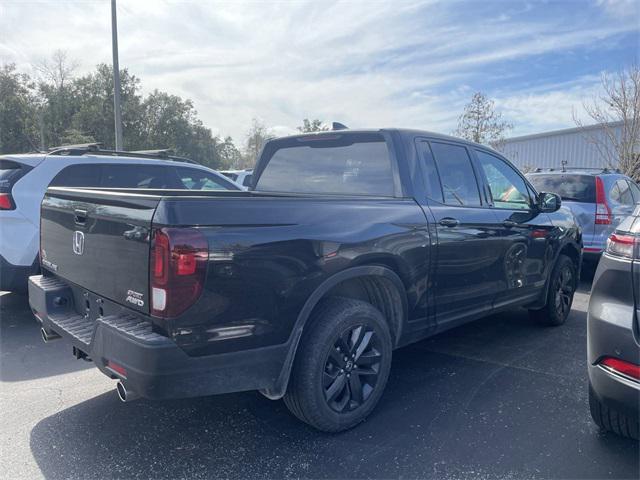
[
  {"xmin": 529, "ymin": 254, "xmax": 577, "ymax": 326},
  {"xmin": 284, "ymin": 297, "xmax": 393, "ymax": 432}
]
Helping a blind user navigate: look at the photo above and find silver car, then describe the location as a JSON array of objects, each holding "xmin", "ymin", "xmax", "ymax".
[{"xmin": 526, "ymin": 169, "xmax": 640, "ymax": 261}]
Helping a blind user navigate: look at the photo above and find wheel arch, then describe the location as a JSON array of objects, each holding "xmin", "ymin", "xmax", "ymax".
[{"xmin": 260, "ymin": 265, "xmax": 408, "ymax": 400}]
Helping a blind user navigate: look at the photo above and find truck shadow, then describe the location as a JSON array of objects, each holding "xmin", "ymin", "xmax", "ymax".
[
  {"xmin": 0, "ymin": 292, "xmax": 92, "ymax": 382},
  {"xmin": 29, "ymin": 308, "xmax": 638, "ymax": 479}
]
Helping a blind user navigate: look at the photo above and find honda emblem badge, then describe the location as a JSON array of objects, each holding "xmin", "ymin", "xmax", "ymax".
[{"xmin": 73, "ymin": 231, "xmax": 85, "ymax": 255}]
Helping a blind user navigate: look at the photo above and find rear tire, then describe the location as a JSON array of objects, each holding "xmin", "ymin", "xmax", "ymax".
[
  {"xmin": 589, "ymin": 384, "xmax": 639, "ymax": 440},
  {"xmin": 529, "ymin": 254, "xmax": 576, "ymax": 326},
  {"xmin": 283, "ymin": 297, "xmax": 393, "ymax": 432}
]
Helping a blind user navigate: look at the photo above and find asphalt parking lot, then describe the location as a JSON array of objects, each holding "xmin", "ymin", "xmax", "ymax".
[{"xmin": 1, "ymin": 266, "xmax": 638, "ymax": 479}]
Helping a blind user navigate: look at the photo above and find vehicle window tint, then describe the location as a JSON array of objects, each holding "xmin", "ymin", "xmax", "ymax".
[
  {"xmin": 627, "ymin": 180, "xmax": 640, "ymax": 203},
  {"xmin": 475, "ymin": 150, "xmax": 530, "ymax": 210},
  {"xmin": 242, "ymin": 174, "xmax": 253, "ymax": 187},
  {"xmin": 256, "ymin": 133, "xmax": 394, "ymax": 196},
  {"xmin": 613, "ymin": 179, "xmax": 634, "ymax": 205},
  {"xmin": 0, "ymin": 159, "xmax": 29, "ymax": 190},
  {"xmin": 101, "ymin": 165, "xmax": 176, "ymax": 188},
  {"xmin": 609, "ymin": 182, "xmax": 621, "ymax": 203},
  {"xmin": 417, "ymin": 141, "xmax": 443, "ymax": 202},
  {"xmin": 50, "ymin": 164, "xmax": 102, "ymax": 187},
  {"xmin": 175, "ymin": 167, "xmax": 232, "ymax": 190},
  {"xmin": 429, "ymin": 142, "xmax": 480, "ymax": 206},
  {"xmin": 526, "ymin": 174, "xmax": 595, "ymax": 203}
]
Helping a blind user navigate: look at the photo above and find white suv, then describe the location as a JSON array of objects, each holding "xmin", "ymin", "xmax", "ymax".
[
  {"xmin": 0, "ymin": 146, "xmax": 239, "ymax": 291},
  {"xmin": 220, "ymin": 169, "xmax": 253, "ymax": 190}
]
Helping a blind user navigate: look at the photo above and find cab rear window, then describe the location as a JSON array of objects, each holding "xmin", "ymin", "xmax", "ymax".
[
  {"xmin": 255, "ymin": 133, "xmax": 394, "ymax": 196},
  {"xmin": 527, "ymin": 174, "xmax": 595, "ymax": 203}
]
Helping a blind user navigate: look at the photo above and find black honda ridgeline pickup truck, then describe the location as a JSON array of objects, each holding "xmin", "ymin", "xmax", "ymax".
[{"xmin": 30, "ymin": 129, "xmax": 582, "ymax": 432}]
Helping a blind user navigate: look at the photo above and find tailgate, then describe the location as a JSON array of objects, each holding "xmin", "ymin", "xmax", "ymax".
[
  {"xmin": 40, "ymin": 188, "xmax": 161, "ymax": 313},
  {"xmin": 563, "ymin": 200, "xmax": 595, "ymax": 239}
]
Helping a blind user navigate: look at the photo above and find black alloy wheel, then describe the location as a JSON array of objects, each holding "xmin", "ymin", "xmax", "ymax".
[
  {"xmin": 554, "ymin": 263, "xmax": 575, "ymax": 320},
  {"xmin": 323, "ymin": 325, "xmax": 382, "ymax": 413}
]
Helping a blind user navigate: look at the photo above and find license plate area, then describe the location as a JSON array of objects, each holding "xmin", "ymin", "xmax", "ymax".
[{"xmin": 70, "ymin": 287, "xmax": 134, "ymax": 323}]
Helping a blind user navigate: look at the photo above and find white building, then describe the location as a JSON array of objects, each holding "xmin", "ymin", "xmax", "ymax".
[{"xmin": 501, "ymin": 121, "xmax": 623, "ymax": 171}]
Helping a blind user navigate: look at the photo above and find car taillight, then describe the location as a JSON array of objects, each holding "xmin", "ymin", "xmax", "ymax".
[
  {"xmin": 605, "ymin": 233, "xmax": 639, "ymax": 259},
  {"xmin": 150, "ymin": 227, "xmax": 208, "ymax": 318},
  {"xmin": 0, "ymin": 192, "xmax": 13, "ymax": 210},
  {"xmin": 595, "ymin": 177, "xmax": 611, "ymax": 225},
  {"xmin": 600, "ymin": 357, "xmax": 640, "ymax": 381}
]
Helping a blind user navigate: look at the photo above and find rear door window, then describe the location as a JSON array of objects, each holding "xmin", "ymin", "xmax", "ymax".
[
  {"xmin": 627, "ymin": 180, "xmax": 640, "ymax": 203},
  {"xmin": 50, "ymin": 164, "xmax": 102, "ymax": 187},
  {"xmin": 526, "ymin": 174, "xmax": 595, "ymax": 203},
  {"xmin": 256, "ymin": 133, "xmax": 394, "ymax": 196},
  {"xmin": 429, "ymin": 142, "xmax": 481, "ymax": 206},
  {"xmin": 101, "ymin": 165, "xmax": 178, "ymax": 189},
  {"xmin": 174, "ymin": 167, "xmax": 235, "ymax": 190},
  {"xmin": 611, "ymin": 179, "xmax": 634, "ymax": 206},
  {"xmin": 417, "ymin": 141, "xmax": 444, "ymax": 202}
]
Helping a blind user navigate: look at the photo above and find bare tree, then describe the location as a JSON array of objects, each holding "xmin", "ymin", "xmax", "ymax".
[
  {"xmin": 35, "ymin": 50, "xmax": 77, "ymax": 89},
  {"xmin": 243, "ymin": 118, "xmax": 274, "ymax": 168},
  {"xmin": 574, "ymin": 65, "xmax": 640, "ymax": 180},
  {"xmin": 454, "ymin": 92, "xmax": 512, "ymax": 148}
]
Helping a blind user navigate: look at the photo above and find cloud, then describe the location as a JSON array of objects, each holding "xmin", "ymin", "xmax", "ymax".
[{"xmin": 1, "ymin": 0, "xmax": 637, "ymax": 141}]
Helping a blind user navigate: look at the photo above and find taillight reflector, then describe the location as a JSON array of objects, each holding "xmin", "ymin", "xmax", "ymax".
[
  {"xmin": 150, "ymin": 228, "xmax": 208, "ymax": 318},
  {"xmin": 600, "ymin": 357, "xmax": 640, "ymax": 381},
  {"xmin": 595, "ymin": 177, "xmax": 611, "ymax": 225},
  {"xmin": 107, "ymin": 360, "xmax": 127, "ymax": 377},
  {"xmin": 606, "ymin": 233, "xmax": 638, "ymax": 259},
  {"xmin": 0, "ymin": 193, "xmax": 13, "ymax": 210}
]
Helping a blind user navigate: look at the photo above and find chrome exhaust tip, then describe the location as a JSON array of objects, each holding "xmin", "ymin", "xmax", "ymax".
[
  {"xmin": 116, "ymin": 381, "xmax": 140, "ymax": 403},
  {"xmin": 41, "ymin": 327, "xmax": 61, "ymax": 343}
]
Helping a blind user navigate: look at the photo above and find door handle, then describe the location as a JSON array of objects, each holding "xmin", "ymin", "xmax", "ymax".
[
  {"xmin": 503, "ymin": 220, "xmax": 518, "ymax": 228},
  {"xmin": 439, "ymin": 218, "xmax": 460, "ymax": 228},
  {"xmin": 74, "ymin": 209, "xmax": 87, "ymax": 225}
]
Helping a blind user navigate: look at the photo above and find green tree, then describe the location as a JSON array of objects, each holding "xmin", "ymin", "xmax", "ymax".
[
  {"xmin": 218, "ymin": 136, "xmax": 243, "ymax": 169},
  {"xmin": 137, "ymin": 90, "xmax": 220, "ymax": 167},
  {"xmin": 0, "ymin": 64, "xmax": 40, "ymax": 153},
  {"xmin": 1, "ymin": 55, "xmax": 244, "ymax": 168},
  {"xmin": 297, "ymin": 118, "xmax": 329, "ymax": 133},
  {"xmin": 70, "ymin": 63, "xmax": 143, "ymax": 150},
  {"xmin": 454, "ymin": 92, "xmax": 512, "ymax": 147}
]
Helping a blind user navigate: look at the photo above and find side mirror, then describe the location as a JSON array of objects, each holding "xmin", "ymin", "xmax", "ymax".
[{"xmin": 538, "ymin": 192, "xmax": 561, "ymax": 213}]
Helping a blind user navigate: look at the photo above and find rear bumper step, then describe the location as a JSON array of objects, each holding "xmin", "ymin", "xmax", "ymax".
[{"xmin": 28, "ymin": 274, "xmax": 287, "ymax": 400}]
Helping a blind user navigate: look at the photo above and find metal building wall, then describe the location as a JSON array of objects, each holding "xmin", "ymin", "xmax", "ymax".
[{"xmin": 500, "ymin": 122, "xmax": 623, "ymax": 171}]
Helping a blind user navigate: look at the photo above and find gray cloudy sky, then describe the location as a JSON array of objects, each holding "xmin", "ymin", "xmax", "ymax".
[{"xmin": 1, "ymin": 0, "xmax": 638, "ymax": 141}]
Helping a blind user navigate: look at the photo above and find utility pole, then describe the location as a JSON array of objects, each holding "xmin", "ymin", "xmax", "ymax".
[{"xmin": 111, "ymin": 0, "xmax": 123, "ymax": 149}]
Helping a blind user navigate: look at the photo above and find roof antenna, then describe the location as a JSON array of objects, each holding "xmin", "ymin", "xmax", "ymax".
[{"xmin": 332, "ymin": 122, "xmax": 348, "ymax": 131}]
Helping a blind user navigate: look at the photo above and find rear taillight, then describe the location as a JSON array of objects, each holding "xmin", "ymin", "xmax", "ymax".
[
  {"xmin": 600, "ymin": 357, "xmax": 640, "ymax": 381},
  {"xmin": 0, "ymin": 192, "xmax": 14, "ymax": 210},
  {"xmin": 605, "ymin": 233, "xmax": 639, "ymax": 259},
  {"xmin": 150, "ymin": 227, "xmax": 208, "ymax": 318},
  {"xmin": 595, "ymin": 177, "xmax": 611, "ymax": 225}
]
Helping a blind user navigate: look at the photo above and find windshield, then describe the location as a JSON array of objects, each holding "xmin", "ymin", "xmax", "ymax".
[{"xmin": 526, "ymin": 174, "xmax": 595, "ymax": 203}]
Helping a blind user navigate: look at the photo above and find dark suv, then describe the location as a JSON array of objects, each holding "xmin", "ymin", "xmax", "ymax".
[
  {"xmin": 30, "ymin": 129, "xmax": 583, "ymax": 431},
  {"xmin": 588, "ymin": 207, "xmax": 640, "ymax": 439}
]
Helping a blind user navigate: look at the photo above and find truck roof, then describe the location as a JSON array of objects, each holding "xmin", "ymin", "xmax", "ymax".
[{"xmin": 273, "ymin": 128, "xmax": 501, "ymax": 153}]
